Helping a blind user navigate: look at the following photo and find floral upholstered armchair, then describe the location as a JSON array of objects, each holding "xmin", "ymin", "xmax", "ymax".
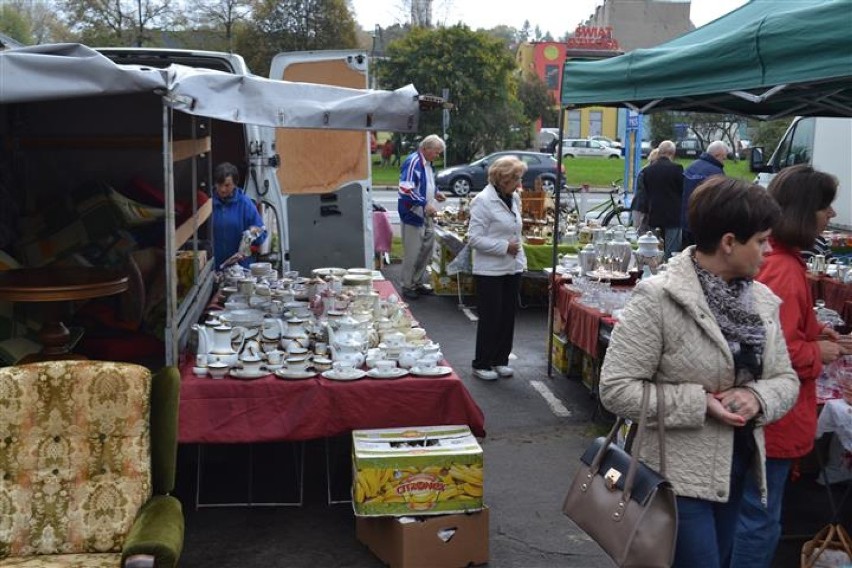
[{"xmin": 0, "ymin": 361, "xmax": 183, "ymax": 567}]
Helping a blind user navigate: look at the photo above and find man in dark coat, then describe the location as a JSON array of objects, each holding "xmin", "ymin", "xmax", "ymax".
[
  {"xmin": 642, "ymin": 140, "xmax": 683, "ymax": 258},
  {"xmin": 680, "ymin": 140, "xmax": 729, "ymax": 247}
]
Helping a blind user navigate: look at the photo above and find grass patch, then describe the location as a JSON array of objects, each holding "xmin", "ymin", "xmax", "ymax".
[
  {"xmin": 371, "ymin": 155, "xmax": 751, "ymax": 189},
  {"xmin": 560, "ymin": 156, "xmax": 752, "ymax": 188}
]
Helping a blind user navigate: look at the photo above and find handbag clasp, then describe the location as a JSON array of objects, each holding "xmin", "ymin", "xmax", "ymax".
[{"xmin": 604, "ymin": 467, "xmax": 622, "ymax": 491}]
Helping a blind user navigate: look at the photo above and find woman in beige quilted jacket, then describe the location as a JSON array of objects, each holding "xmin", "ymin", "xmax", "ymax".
[{"xmin": 600, "ymin": 177, "xmax": 799, "ymax": 568}]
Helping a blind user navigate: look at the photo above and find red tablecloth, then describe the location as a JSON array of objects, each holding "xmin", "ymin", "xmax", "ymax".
[
  {"xmin": 555, "ymin": 282, "xmax": 617, "ymax": 358},
  {"xmin": 178, "ymin": 280, "xmax": 485, "ymax": 443},
  {"xmin": 179, "ymin": 368, "xmax": 485, "ymax": 443}
]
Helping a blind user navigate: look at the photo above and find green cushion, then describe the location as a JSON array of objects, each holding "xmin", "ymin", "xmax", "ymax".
[
  {"xmin": 150, "ymin": 367, "xmax": 179, "ymax": 495},
  {"xmin": 121, "ymin": 495, "xmax": 184, "ymax": 568}
]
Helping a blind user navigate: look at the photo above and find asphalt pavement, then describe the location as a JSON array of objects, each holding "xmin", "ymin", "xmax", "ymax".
[
  {"xmin": 175, "ymin": 261, "xmax": 832, "ymax": 567},
  {"xmin": 175, "ymin": 262, "xmax": 613, "ymax": 567}
]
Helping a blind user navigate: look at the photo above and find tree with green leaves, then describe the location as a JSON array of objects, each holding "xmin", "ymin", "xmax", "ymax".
[
  {"xmin": 192, "ymin": 0, "xmax": 250, "ymax": 52},
  {"xmin": 0, "ymin": 4, "xmax": 33, "ymax": 44},
  {"xmin": 649, "ymin": 112, "xmax": 676, "ymax": 146},
  {"xmin": 750, "ymin": 118, "xmax": 793, "ymax": 154},
  {"xmin": 60, "ymin": 0, "xmax": 179, "ymax": 47},
  {"xmin": 237, "ymin": 0, "xmax": 358, "ymax": 74},
  {"xmin": 376, "ymin": 25, "xmax": 523, "ymax": 164}
]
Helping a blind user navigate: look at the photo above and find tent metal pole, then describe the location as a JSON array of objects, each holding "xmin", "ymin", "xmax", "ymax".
[
  {"xmin": 546, "ymin": 106, "xmax": 567, "ymax": 378},
  {"xmin": 163, "ymin": 102, "xmax": 178, "ymax": 366}
]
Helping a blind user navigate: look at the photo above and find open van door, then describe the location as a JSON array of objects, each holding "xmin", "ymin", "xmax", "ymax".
[{"xmin": 269, "ymin": 50, "xmax": 374, "ymax": 273}]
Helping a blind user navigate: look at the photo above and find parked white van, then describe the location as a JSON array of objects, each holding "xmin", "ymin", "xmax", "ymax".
[{"xmin": 751, "ymin": 117, "xmax": 852, "ymax": 230}]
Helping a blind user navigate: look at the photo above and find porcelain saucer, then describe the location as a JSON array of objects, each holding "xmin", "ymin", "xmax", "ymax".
[
  {"xmin": 322, "ymin": 369, "xmax": 367, "ymax": 381},
  {"xmin": 366, "ymin": 368, "xmax": 408, "ymax": 380},
  {"xmin": 264, "ymin": 363, "xmax": 284, "ymax": 372},
  {"xmin": 274, "ymin": 369, "xmax": 317, "ymax": 380},
  {"xmin": 409, "ymin": 365, "xmax": 452, "ymax": 377},
  {"xmin": 229, "ymin": 368, "xmax": 269, "ymax": 380}
]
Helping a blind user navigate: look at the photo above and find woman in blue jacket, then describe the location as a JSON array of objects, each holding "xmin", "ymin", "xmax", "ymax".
[{"xmin": 212, "ymin": 162, "xmax": 265, "ymax": 269}]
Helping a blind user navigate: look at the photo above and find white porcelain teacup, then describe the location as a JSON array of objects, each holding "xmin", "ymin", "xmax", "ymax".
[
  {"xmin": 415, "ymin": 357, "xmax": 436, "ymax": 370},
  {"xmin": 240, "ymin": 358, "xmax": 263, "ymax": 374},
  {"xmin": 314, "ymin": 342, "xmax": 329, "ymax": 356},
  {"xmin": 374, "ymin": 360, "xmax": 397, "ymax": 372},
  {"xmin": 266, "ymin": 350, "xmax": 285, "ymax": 366},
  {"xmin": 208, "ymin": 362, "xmax": 230, "ymax": 379},
  {"xmin": 285, "ymin": 356, "xmax": 311, "ymax": 372},
  {"xmin": 332, "ymin": 361, "xmax": 356, "ymax": 376},
  {"xmin": 313, "ymin": 357, "xmax": 333, "ymax": 372}
]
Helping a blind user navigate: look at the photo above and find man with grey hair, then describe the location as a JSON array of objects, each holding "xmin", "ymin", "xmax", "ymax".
[
  {"xmin": 681, "ymin": 140, "xmax": 729, "ymax": 247},
  {"xmin": 642, "ymin": 140, "xmax": 684, "ymax": 258},
  {"xmin": 397, "ymin": 134, "xmax": 446, "ymax": 299}
]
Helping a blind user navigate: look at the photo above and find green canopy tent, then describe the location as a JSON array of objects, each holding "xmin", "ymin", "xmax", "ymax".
[
  {"xmin": 547, "ymin": 0, "xmax": 852, "ymax": 378},
  {"xmin": 559, "ymin": 0, "xmax": 852, "ymax": 118}
]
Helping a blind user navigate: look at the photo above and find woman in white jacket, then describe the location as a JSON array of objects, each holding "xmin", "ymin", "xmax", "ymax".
[
  {"xmin": 467, "ymin": 156, "xmax": 528, "ymax": 381},
  {"xmin": 599, "ymin": 177, "xmax": 799, "ymax": 568}
]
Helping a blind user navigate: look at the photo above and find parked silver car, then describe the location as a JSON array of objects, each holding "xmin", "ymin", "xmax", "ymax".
[{"xmin": 560, "ymin": 139, "xmax": 622, "ymax": 159}]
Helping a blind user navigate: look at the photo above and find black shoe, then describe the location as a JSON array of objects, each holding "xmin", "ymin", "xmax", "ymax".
[
  {"xmin": 416, "ymin": 284, "xmax": 435, "ymax": 295},
  {"xmin": 402, "ymin": 287, "xmax": 419, "ymax": 300}
]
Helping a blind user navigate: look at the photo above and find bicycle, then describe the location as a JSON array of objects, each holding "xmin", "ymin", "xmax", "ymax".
[{"xmin": 557, "ymin": 179, "xmax": 632, "ymax": 227}]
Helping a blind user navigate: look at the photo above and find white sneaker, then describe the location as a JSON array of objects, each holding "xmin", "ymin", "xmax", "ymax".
[
  {"xmin": 494, "ymin": 366, "xmax": 514, "ymax": 378},
  {"xmin": 473, "ymin": 368, "xmax": 499, "ymax": 381}
]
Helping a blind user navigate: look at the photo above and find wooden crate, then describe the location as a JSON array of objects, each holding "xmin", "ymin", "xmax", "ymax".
[{"xmin": 521, "ymin": 190, "xmax": 546, "ymax": 220}]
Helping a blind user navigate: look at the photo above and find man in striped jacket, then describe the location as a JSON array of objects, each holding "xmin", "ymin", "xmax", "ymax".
[{"xmin": 397, "ymin": 134, "xmax": 446, "ymax": 299}]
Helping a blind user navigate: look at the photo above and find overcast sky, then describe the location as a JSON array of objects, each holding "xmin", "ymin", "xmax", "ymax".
[{"xmin": 349, "ymin": 0, "xmax": 750, "ymax": 36}]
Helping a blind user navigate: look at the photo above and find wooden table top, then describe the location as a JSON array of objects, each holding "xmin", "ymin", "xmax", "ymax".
[{"xmin": 0, "ymin": 267, "xmax": 129, "ymax": 303}]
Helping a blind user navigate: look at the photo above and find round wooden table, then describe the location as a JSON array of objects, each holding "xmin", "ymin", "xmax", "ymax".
[{"xmin": 0, "ymin": 267, "xmax": 129, "ymax": 361}]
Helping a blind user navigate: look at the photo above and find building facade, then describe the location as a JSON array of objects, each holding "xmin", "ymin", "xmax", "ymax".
[{"xmin": 518, "ymin": 0, "xmax": 693, "ymax": 142}]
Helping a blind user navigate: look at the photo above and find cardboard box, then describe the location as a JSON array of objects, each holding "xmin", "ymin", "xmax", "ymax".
[
  {"xmin": 352, "ymin": 425, "xmax": 483, "ymax": 517},
  {"xmin": 356, "ymin": 507, "xmax": 489, "ymax": 568},
  {"xmin": 550, "ymin": 333, "xmax": 570, "ymax": 375},
  {"xmin": 581, "ymin": 352, "xmax": 599, "ymax": 391},
  {"xmin": 176, "ymin": 249, "xmax": 208, "ymax": 295},
  {"xmin": 430, "ymin": 272, "xmax": 476, "ymax": 297}
]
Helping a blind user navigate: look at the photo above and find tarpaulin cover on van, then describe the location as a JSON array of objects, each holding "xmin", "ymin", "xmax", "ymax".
[
  {"xmin": 560, "ymin": 0, "xmax": 852, "ymax": 118},
  {"xmin": 0, "ymin": 43, "xmax": 420, "ymax": 131}
]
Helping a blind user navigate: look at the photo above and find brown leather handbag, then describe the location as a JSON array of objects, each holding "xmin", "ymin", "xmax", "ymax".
[{"xmin": 562, "ymin": 382, "xmax": 677, "ymax": 568}]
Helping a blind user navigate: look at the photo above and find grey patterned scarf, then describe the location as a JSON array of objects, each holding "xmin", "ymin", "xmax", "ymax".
[{"xmin": 692, "ymin": 254, "xmax": 765, "ymax": 385}]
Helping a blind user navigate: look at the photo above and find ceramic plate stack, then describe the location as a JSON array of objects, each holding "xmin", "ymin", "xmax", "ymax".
[
  {"xmin": 342, "ymin": 273, "xmax": 372, "ymax": 288},
  {"xmin": 312, "ymin": 267, "xmax": 347, "ymax": 279},
  {"xmin": 249, "ymin": 262, "xmax": 277, "ymax": 280}
]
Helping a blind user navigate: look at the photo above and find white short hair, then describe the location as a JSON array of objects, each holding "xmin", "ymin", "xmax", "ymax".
[
  {"xmin": 707, "ymin": 140, "xmax": 729, "ymax": 157},
  {"xmin": 657, "ymin": 140, "xmax": 676, "ymax": 156},
  {"xmin": 420, "ymin": 134, "xmax": 446, "ymax": 151}
]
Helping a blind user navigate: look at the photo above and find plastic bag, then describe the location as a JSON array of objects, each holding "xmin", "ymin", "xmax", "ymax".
[{"xmin": 446, "ymin": 244, "xmax": 472, "ymax": 276}]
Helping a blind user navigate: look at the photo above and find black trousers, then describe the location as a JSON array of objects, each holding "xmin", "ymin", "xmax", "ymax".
[{"xmin": 472, "ymin": 273, "xmax": 521, "ymax": 370}]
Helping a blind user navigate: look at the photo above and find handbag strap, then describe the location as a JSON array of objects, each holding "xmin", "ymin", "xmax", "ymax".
[{"xmin": 588, "ymin": 379, "xmax": 668, "ymax": 502}]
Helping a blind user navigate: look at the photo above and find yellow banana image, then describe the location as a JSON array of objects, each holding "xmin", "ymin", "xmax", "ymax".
[
  {"xmin": 354, "ymin": 476, "xmax": 367, "ymax": 503},
  {"xmin": 463, "ymin": 482, "xmax": 483, "ymax": 497},
  {"xmin": 449, "ymin": 464, "xmax": 483, "ymax": 485}
]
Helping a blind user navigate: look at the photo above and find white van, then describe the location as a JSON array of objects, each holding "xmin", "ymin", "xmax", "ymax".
[{"xmin": 751, "ymin": 117, "xmax": 852, "ymax": 230}]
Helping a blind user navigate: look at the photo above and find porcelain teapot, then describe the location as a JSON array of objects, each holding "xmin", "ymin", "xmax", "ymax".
[
  {"xmin": 192, "ymin": 323, "xmax": 212, "ymax": 357},
  {"xmin": 284, "ymin": 317, "xmax": 310, "ymax": 338},
  {"xmin": 328, "ymin": 315, "xmax": 370, "ymax": 346},
  {"xmin": 636, "ymin": 231, "xmax": 661, "ymax": 255},
  {"xmin": 329, "ymin": 338, "xmax": 366, "ymax": 368},
  {"xmin": 206, "ymin": 325, "xmax": 245, "ymax": 365}
]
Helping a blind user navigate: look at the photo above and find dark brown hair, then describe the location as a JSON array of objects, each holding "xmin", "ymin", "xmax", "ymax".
[
  {"xmin": 688, "ymin": 176, "xmax": 780, "ymax": 253},
  {"xmin": 767, "ymin": 164, "xmax": 838, "ymax": 249}
]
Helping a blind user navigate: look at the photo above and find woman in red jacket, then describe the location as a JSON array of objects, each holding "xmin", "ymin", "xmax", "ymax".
[{"xmin": 731, "ymin": 165, "xmax": 846, "ymax": 567}]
